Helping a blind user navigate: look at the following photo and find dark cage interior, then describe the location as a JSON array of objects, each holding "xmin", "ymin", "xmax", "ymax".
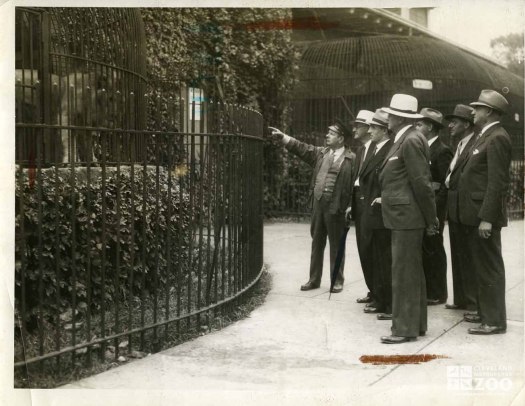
[{"xmin": 266, "ymin": 35, "xmax": 524, "ymax": 216}]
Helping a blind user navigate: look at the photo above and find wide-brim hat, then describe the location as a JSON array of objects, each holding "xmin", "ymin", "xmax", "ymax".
[
  {"xmin": 419, "ymin": 107, "xmax": 444, "ymax": 128},
  {"xmin": 470, "ymin": 89, "xmax": 509, "ymax": 114},
  {"xmin": 383, "ymin": 94, "xmax": 423, "ymax": 118},
  {"xmin": 329, "ymin": 118, "xmax": 353, "ymax": 138},
  {"xmin": 445, "ymin": 104, "xmax": 474, "ymax": 123},
  {"xmin": 353, "ymin": 110, "xmax": 374, "ymax": 125},
  {"xmin": 367, "ymin": 108, "xmax": 389, "ymax": 128}
]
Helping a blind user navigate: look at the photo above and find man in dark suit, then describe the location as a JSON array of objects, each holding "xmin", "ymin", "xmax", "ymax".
[
  {"xmin": 268, "ymin": 120, "xmax": 356, "ymax": 293},
  {"xmin": 415, "ymin": 108, "xmax": 453, "ymax": 305},
  {"xmin": 348, "ymin": 110, "xmax": 376, "ymax": 305},
  {"xmin": 444, "ymin": 104, "xmax": 478, "ymax": 311},
  {"xmin": 457, "ymin": 90, "xmax": 512, "ymax": 335},
  {"xmin": 379, "ymin": 94, "xmax": 438, "ymax": 344},
  {"xmin": 356, "ymin": 109, "xmax": 393, "ymax": 318}
]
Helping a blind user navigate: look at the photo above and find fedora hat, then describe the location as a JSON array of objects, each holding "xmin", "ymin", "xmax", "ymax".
[
  {"xmin": 329, "ymin": 118, "xmax": 353, "ymax": 138},
  {"xmin": 419, "ymin": 107, "xmax": 444, "ymax": 128},
  {"xmin": 445, "ymin": 104, "xmax": 474, "ymax": 123},
  {"xmin": 383, "ymin": 94, "xmax": 423, "ymax": 118},
  {"xmin": 470, "ymin": 89, "xmax": 509, "ymax": 113},
  {"xmin": 367, "ymin": 108, "xmax": 389, "ymax": 127},
  {"xmin": 354, "ymin": 110, "xmax": 374, "ymax": 125}
]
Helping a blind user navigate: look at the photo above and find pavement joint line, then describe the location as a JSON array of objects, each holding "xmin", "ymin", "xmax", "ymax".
[
  {"xmin": 368, "ymin": 317, "xmax": 465, "ymax": 387},
  {"xmin": 506, "ymin": 280, "xmax": 524, "ymax": 293}
]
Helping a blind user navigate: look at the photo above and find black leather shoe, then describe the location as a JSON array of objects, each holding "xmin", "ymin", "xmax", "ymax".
[
  {"xmin": 464, "ymin": 311, "xmax": 478, "ymax": 317},
  {"xmin": 330, "ymin": 283, "xmax": 343, "ymax": 293},
  {"xmin": 381, "ymin": 335, "xmax": 416, "ymax": 344},
  {"xmin": 468, "ymin": 324, "xmax": 506, "ymax": 335},
  {"xmin": 365, "ymin": 301, "xmax": 378, "ymax": 308},
  {"xmin": 427, "ymin": 298, "xmax": 446, "ymax": 306},
  {"xmin": 300, "ymin": 282, "xmax": 320, "ymax": 291},
  {"xmin": 377, "ymin": 313, "xmax": 392, "ymax": 320},
  {"xmin": 356, "ymin": 296, "xmax": 372, "ymax": 304},
  {"xmin": 464, "ymin": 314, "xmax": 482, "ymax": 323},
  {"xmin": 445, "ymin": 304, "xmax": 466, "ymax": 310}
]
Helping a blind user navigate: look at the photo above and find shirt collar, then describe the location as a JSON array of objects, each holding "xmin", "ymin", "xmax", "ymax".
[
  {"xmin": 461, "ymin": 132, "xmax": 475, "ymax": 145},
  {"xmin": 428, "ymin": 136, "xmax": 439, "ymax": 146},
  {"xmin": 480, "ymin": 121, "xmax": 500, "ymax": 136},
  {"xmin": 394, "ymin": 125, "xmax": 412, "ymax": 143},
  {"xmin": 331, "ymin": 145, "xmax": 345, "ymax": 159},
  {"xmin": 375, "ymin": 139, "xmax": 389, "ymax": 152}
]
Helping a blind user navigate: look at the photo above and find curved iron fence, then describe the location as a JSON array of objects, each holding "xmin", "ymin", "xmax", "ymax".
[
  {"xmin": 15, "ymin": 121, "xmax": 264, "ymax": 384},
  {"xmin": 15, "ymin": 7, "xmax": 265, "ymax": 386}
]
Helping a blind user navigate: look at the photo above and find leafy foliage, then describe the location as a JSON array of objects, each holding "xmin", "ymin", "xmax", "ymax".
[
  {"xmin": 490, "ymin": 32, "xmax": 524, "ymax": 76},
  {"xmin": 140, "ymin": 8, "xmax": 300, "ymax": 204},
  {"xmin": 15, "ymin": 166, "xmax": 191, "ymax": 326}
]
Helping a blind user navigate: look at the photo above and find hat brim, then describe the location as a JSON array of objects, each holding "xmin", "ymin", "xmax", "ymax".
[
  {"xmin": 328, "ymin": 124, "xmax": 351, "ymax": 138},
  {"xmin": 469, "ymin": 101, "xmax": 505, "ymax": 113},
  {"xmin": 444, "ymin": 114, "xmax": 474, "ymax": 123},
  {"xmin": 368, "ymin": 119, "xmax": 388, "ymax": 128},
  {"xmin": 421, "ymin": 117, "xmax": 444, "ymax": 128},
  {"xmin": 383, "ymin": 107, "xmax": 423, "ymax": 118}
]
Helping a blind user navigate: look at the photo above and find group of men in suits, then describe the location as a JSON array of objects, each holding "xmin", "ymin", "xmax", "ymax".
[{"xmin": 268, "ymin": 88, "xmax": 512, "ymax": 343}]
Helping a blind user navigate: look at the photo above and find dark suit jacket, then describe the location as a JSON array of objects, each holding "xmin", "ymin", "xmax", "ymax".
[
  {"xmin": 429, "ymin": 138, "xmax": 453, "ymax": 225},
  {"xmin": 285, "ymin": 137, "xmax": 356, "ymax": 214},
  {"xmin": 379, "ymin": 126, "xmax": 437, "ymax": 230},
  {"xmin": 446, "ymin": 133, "xmax": 477, "ymax": 223},
  {"xmin": 359, "ymin": 139, "xmax": 393, "ymax": 230},
  {"xmin": 456, "ymin": 123, "xmax": 512, "ymax": 227}
]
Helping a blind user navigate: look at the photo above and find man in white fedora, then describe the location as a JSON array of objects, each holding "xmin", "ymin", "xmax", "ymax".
[
  {"xmin": 347, "ymin": 110, "xmax": 377, "ymax": 307},
  {"xmin": 378, "ymin": 94, "xmax": 438, "ymax": 344},
  {"xmin": 359, "ymin": 109, "xmax": 394, "ymax": 319},
  {"xmin": 458, "ymin": 89, "xmax": 511, "ymax": 335}
]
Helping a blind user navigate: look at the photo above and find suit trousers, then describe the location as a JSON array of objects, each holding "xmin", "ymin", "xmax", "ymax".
[
  {"xmin": 372, "ymin": 228, "xmax": 392, "ymax": 313},
  {"xmin": 309, "ymin": 195, "xmax": 345, "ymax": 286},
  {"xmin": 391, "ymin": 229, "xmax": 427, "ymax": 337},
  {"xmin": 422, "ymin": 230, "xmax": 448, "ymax": 301},
  {"xmin": 465, "ymin": 225, "xmax": 507, "ymax": 328},
  {"xmin": 352, "ymin": 191, "xmax": 374, "ymax": 297},
  {"xmin": 448, "ymin": 220, "xmax": 477, "ymax": 309}
]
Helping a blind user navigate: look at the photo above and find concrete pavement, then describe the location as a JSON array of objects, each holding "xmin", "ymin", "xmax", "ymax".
[{"xmin": 60, "ymin": 220, "xmax": 524, "ymax": 405}]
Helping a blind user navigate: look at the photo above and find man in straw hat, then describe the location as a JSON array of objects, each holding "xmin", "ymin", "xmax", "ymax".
[
  {"xmin": 348, "ymin": 110, "xmax": 377, "ymax": 306},
  {"xmin": 457, "ymin": 90, "xmax": 511, "ymax": 335},
  {"xmin": 415, "ymin": 108, "xmax": 453, "ymax": 306},
  {"xmin": 357, "ymin": 109, "xmax": 394, "ymax": 319},
  {"xmin": 378, "ymin": 94, "xmax": 438, "ymax": 344},
  {"xmin": 444, "ymin": 104, "xmax": 478, "ymax": 312},
  {"xmin": 268, "ymin": 119, "xmax": 356, "ymax": 293}
]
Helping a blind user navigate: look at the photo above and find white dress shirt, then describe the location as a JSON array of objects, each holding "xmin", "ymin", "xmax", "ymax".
[
  {"xmin": 427, "ymin": 135, "xmax": 439, "ymax": 146},
  {"xmin": 394, "ymin": 125, "xmax": 412, "ymax": 143},
  {"xmin": 354, "ymin": 140, "xmax": 372, "ymax": 186},
  {"xmin": 445, "ymin": 132, "xmax": 475, "ymax": 188}
]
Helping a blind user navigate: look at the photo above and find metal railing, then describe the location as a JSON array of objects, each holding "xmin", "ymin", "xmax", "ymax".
[{"xmin": 14, "ymin": 109, "xmax": 264, "ymax": 384}]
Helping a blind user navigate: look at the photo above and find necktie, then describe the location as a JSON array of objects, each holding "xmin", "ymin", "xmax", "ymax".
[
  {"xmin": 358, "ymin": 145, "xmax": 373, "ymax": 175},
  {"xmin": 445, "ymin": 139, "xmax": 464, "ymax": 188},
  {"xmin": 314, "ymin": 151, "xmax": 335, "ymax": 200}
]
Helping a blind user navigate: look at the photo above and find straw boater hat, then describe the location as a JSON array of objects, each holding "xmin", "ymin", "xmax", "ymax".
[
  {"xmin": 470, "ymin": 89, "xmax": 509, "ymax": 114},
  {"xmin": 367, "ymin": 109, "xmax": 389, "ymax": 128},
  {"xmin": 445, "ymin": 104, "xmax": 474, "ymax": 123},
  {"xmin": 383, "ymin": 94, "xmax": 423, "ymax": 118},
  {"xmin": 353, "ymin": 110, "xmax": 375, "ymax": 125},
  {"xmin": 328, "ymin": 118, "xmax": 353, "ymax": 138},
  {"xmin": 419, "ymin": 107, "xmax": 444, "ymax": 128}
]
